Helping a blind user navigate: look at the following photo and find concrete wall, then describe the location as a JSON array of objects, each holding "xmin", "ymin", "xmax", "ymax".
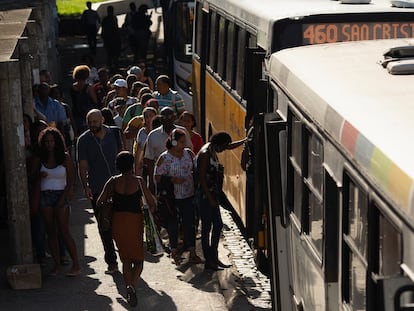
[{"xmin": 0, "ymin": 0, "xmax": 59, "ymax": 264}]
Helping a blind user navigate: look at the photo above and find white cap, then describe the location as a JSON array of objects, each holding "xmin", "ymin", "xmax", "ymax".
[{"xmin": 113, "ymin": 79, "xmax": 127, "ymax": 88}]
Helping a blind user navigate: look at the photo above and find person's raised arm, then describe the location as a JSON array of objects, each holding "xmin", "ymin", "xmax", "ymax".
[{"xmin": 226, "ymin": 137, "xmax": 247, "ymax": 150}]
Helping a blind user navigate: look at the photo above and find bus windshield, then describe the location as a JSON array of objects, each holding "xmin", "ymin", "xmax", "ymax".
[{"xmin": 174, "ymin": 1, "xmax": 194, "ymax": 63}]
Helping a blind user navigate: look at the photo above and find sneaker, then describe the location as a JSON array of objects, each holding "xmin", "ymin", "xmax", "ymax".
[{"xmin": 104, "ymin": 264, "xmax": 119, "ymax": 274}]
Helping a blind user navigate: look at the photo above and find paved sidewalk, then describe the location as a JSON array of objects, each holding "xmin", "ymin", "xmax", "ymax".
[{"xmin": 0, "ymin": 180, "xmax": 269, "ymax": 310}]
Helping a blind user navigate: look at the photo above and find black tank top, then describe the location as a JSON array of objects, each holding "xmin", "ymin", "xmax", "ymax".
[{"xmin": 112, "ymin": 190, "xmax": 142, "ymax": 213}]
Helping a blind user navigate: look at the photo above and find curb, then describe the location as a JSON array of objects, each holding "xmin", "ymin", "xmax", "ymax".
[{"xmin": 220, "ymin": 208, "xmax": 272, "ymax": 310}]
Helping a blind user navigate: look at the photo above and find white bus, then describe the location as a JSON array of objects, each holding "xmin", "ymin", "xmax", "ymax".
[
  {"xmin": 192, "ymin": 0, "xmax": 414, "ymax": 276},
  {"xmin": 264, "ymin": 38, "xmax": 414, "ymax": 310}
]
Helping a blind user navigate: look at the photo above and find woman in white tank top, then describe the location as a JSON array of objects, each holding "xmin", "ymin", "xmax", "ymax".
[{"xmin": 34, "ymin": 127, "xmax": 80, "ymax": 276}]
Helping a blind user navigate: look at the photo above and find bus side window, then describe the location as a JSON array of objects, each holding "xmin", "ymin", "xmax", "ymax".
[
  {"xmin": 217, "ymin": 15, "xmax": 227, "ymax": 79},
  {"xmin": 235, "ymin": 28, "xmax": 246, "ymax": 98},
  {"xmin": 226, "ymin": 21, "xmax": 237, "ymax": 89},
  {"xmin": 195, "ymin": 2, "xmax": 203, "ymax": 56},
  {"xmin": 287, "ymin": 112, "xmax": 303, "ymax": 229},
  {"xmin": 342, "ymin": 174, "xmax": 369, "ymax": 310},
  {"xmin": 304, "ymin": 131, "xmax": 324, "ymax": 255},
  {"xmin": 377, "ymin": 206, "xmax": 401, "ymax": 276},
  {"xmin": 208, "ymin": 11, "xmax": 219, "ymax": 71}
]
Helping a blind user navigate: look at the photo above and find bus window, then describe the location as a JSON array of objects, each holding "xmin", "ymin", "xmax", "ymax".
[
  {"xmin": 226, "ymin": 21, "xmax": 236, "ymax": 88},
  {"xmin": 288, "ymin": 113, "xmax": 303, "ymax": 227},
  {"xmin": 306, "ymin": 133, "xmax": 323, "ymax": 255},
  {"xmin": 349, "ymin": 182, "xmax": 368, "ymax": 259},
  {"xmin": 195, "ymin": 2, "xmax": 203, "ymax": 56},
  {"xmin": 217, "ymin": 15, "xmax": 227, "ymax": 79},
  {"xmin": 248, "ymin": 33, "xmax": 257, "ymax": 48},
  {"xmin": 174, "ymin": 1, "xmax": 194, "ymax": 63},
  {"xmin": 235, "ymin": 27, "xmax": 246, "ymax": 98},
  {"xmin": 208, "ymin": 11, "xmax": 219, "ymax": 71},
  {"xmin": 377, "ymin": 206, "xmax": 401, "ymax": 276},
  {"xmin": 343, "ymin": 176, "xmax": 368, "ymax": 310}
]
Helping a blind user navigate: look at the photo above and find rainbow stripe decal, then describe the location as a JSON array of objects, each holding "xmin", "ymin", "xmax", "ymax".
[{"xmin": 340, "ymin": 120, "xmax": 413, "ymax": 212}]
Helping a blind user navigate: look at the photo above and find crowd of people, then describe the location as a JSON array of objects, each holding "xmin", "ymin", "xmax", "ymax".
[{"xmin": 23, "ymin": 1, "xmax": 247, "ymax": 307}]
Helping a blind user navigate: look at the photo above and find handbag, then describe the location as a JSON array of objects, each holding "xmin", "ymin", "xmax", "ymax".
[
  {"xmin": 139, "ymin": 179, "xmax": 163, "ymax": 255},
  {"xmin": 99, "ymin": 177, "xmax": 115, "ymax": 231}
]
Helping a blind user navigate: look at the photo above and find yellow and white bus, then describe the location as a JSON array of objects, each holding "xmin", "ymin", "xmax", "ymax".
[
  {"xmin": 192, "ymin": 0, "xmax": 414, "ymax": 271},
  {"xmin": 265, "ymin": 38, "xmax": 414, "ymax": 310}
]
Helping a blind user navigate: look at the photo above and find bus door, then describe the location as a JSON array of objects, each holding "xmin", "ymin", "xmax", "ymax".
[
  {"xmin": 245, "ymin": 48, "xmax": 266, "ymax": 122},
  {"xmin": 264, "ymin": 113, "xmax": 291, "ymax": 311},
  {"xmin": 244, "ymin": 48, "xmax": 266, "ymax": 244}
]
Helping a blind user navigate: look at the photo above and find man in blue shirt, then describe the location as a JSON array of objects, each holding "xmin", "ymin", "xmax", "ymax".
[
  {"xmin": 77, "ymin": 109, "xmax": 123, "ymax": 274},
  {"xmin": 34, "ymin": 82, "xmax": 67, "ymax": 133}
]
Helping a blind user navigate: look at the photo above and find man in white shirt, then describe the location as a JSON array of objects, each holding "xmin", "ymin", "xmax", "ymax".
[{"xmin": 144, "ymin": 107, "xmax": 192, "ymax": 193}]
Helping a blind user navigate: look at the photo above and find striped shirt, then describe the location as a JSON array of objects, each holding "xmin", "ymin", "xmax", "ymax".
[{"xmin": 153, "ymin": 89, "xmax": 185, "ymax": 115}]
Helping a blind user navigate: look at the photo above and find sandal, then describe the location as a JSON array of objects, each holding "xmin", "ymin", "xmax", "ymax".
[{"xmin": 171, "ymin": 249, "xmax": 182, "ymax": 265}]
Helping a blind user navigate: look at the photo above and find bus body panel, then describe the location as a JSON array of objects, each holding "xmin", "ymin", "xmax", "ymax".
[
  {"xmin": 192, "ymin": 59, "xmax": 201, "ymax": 128},
  {"xmin": 205, "ymin": 70, "xmax": 246, "ymax": 223}
]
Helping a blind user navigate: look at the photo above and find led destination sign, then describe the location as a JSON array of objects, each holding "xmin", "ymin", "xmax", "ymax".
[{"xmin": 303, "ymin": 22, "xmax": 414, "ymax": 44}]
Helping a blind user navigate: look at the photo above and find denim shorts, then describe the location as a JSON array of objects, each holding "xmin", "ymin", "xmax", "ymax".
[{"xmin": 40, "ymin": 190, "xmax": 68, "ymax": 209}]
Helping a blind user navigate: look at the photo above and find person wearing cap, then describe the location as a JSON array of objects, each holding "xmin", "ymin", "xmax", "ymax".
[
  {"xmin": 127, "ymin": 66, "xmax": 142, "ymax": 80},
  {"xmin": 108, "ymin": 79, "xmax": 137, "ymax": 112},
  {"xmin": 103, "ymin": 73, "xmax": 123, "ymax": 108},
  {"xmin": 144, "ymin": 107, "xmax": 192, "ymax": 193},
  {"xmin": 154, "ymin": 75, "xmax": 186, "ymax": 116}
]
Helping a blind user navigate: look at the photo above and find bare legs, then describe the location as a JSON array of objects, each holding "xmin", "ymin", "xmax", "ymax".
[
  {"xmin": 56, "ymin": 207, "xmax": 80, "ymax": 274},
  {"xmin": 122, "ymin": 259, "xmax": 143, "ymax": 307},
  {"xmin": 41, "ymin": 207, "xmax": 80, "ymax": 275},
  {"xmin": 122, "ymin": 259, "xmax": 143, "ymax": 288}
]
